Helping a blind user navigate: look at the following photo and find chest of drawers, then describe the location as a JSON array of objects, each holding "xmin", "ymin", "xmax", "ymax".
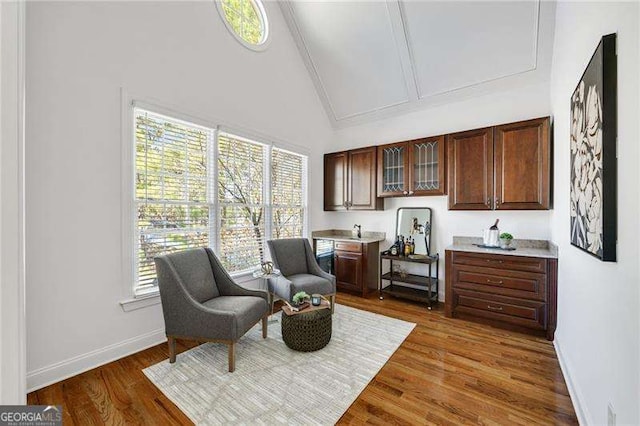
[{"xmin": 445, "ymin": 250, "xmax": 557, "ymax": 340}]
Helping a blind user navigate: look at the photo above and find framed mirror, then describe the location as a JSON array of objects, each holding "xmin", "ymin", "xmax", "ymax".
[{"xmin": 395, "ymin": 207, "xmax": 432, "ymax": 255}]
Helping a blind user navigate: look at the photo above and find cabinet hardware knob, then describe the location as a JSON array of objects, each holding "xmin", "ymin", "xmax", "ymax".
[
  {"xmin": 408, "ymin": 190, "xmax": 414, "ymax": 195},
  {"xmin": 403, "ymin": 190, "xmax": 408, "ymax": 195},
  {"xmin": 486, "ymin": 279, "xmax": 504, "ymax": 284},
  {"xmin": 486, "ymin": 197, "xmax": 491, "ymax": 206},
  {"xmin": 487, "ymin": 305, "xmax": 503, "ymax": 311},
  {"xmin": 495, "ymin": 197, "xmax": 500, "ymax": 209}
]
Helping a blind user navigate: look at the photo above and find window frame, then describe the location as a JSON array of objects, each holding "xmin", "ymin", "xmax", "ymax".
[
  {"xmin": 120, "ymin": 98, "xmax": 308, "ymax": 308},
  {"xmin": 215, "ymin": 0, "xmax": 271, "ymax": 52}
]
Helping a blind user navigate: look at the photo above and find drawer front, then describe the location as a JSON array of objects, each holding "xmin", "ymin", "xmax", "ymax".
[
  {"xmin": 453, "ymin": 289, "xmax": 546, "ymax": 329},
  {"xmin": 451, "ymin": 251, "xmax": 547, "ymax": 273},
  {"xmin": 334, "ymin": 241, "xmax": 362, "ymax": 253},
  {"xmin": 452, "ymin": 265, "xmax": 547, "ymax": 301}
]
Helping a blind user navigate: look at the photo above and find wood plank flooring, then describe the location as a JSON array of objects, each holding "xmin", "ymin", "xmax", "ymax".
[{"xmin": 28, "ymin": 292, "xmax": 577, "ymax": 425}]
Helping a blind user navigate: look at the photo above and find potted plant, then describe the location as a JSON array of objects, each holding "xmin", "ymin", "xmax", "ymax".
[
  {"xmin": 499, "ymin": 232, "xmax": 514, "ymax": 248},
  {"xmin": 292, "ymin": 291, "xmax": 310, "ymax": 307}
]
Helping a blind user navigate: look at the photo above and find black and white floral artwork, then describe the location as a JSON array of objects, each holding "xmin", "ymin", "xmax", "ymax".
[{"xmin": 570, "ymin": 34, "xmax": 617, "ymax": 262}]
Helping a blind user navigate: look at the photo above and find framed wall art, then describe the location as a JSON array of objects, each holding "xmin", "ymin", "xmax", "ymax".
[{"xmin": 569, "ymin": 33, "xmax": 617, "ymax": 262}]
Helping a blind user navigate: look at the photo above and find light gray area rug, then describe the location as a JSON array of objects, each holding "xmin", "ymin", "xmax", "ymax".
[{"xmin": 144, "ymin": 304, "xmax": 415, "ymax": 425}]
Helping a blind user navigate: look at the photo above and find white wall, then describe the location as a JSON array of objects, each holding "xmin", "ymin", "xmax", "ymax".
[
  {"xmin": 0, "ymin": 1, "xmax": 27, "ymax": 404},
  {"xmin": 25, "ymin": 1, "xmax": 332, "ymax": 390},
  {"xmin": 549, "ymin": 2, "xmax": 639, "ymax": 425},
  {"xmin": 321, "ymin": 82, "xmax": 553, "ymax": 299}
]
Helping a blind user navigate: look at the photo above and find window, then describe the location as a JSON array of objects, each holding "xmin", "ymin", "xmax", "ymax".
[
  {"xmin": 217, "ymin": 133, "xmax": 266, "ymax": 272},
  {"xmin": 131, "ymin": 108, "xmax": 307, "ymax": 295},
  {"xmin": 217, "ymin": 0, "xmax": 269, "ymax": 50}
]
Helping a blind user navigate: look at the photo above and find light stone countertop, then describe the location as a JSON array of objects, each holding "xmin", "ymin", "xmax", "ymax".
[
  {"xmin": 312, "ymin": 229, "xmax": 386, "ymax": 244},
  {"xmin": 446, "ymin": 236, "xmax": 558, "ymax": 259}
]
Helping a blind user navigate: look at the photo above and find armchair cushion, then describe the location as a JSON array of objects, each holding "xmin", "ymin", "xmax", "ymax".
[
  {"xmin": 288, "ymin": 273, "xmax": 334, "ymax": 296},
  {"xmin": 165, "ymin": 248, "xmax": 219, "ymax": 303},
  {"xmin": 202, "ymin": 296, "xmax": 268, "ymax": 338},
  {"xmin": 268, "ymin": 273, "xmax": 333, "ymax": 302},
  {"xmin": 267, "ymin": 239, "xmax": 308, "ymax": 276}
]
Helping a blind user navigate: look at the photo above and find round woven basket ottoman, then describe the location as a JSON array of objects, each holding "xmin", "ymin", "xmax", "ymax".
[{"xmin": 281, "ymin": 308, "xmax": 332, "ymax": 352}]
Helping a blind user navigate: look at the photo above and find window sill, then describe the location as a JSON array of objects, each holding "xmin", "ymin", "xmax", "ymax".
[{"xmin": 120, "ymin": 292, "xmax": 161, "ymax": 312}]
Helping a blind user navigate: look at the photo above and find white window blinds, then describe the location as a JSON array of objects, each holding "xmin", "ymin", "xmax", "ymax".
[
  {"xmin": 134, "ymin": 108, "xmax": 213, "ymax": 294},
  {"xmin": 130, "ymin": 107, "xmax": 308, "ymax": 294},
  {"xmin": 271, "ymin": 148, "xmax": 306, "ymax": 239},
  {"xmin": 217, "ymin": 133, "xmax": 267, "ymax": 273}
]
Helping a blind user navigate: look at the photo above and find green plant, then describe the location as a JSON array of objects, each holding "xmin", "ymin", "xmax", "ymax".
[
  {"xmin": 292, "ymin": 291, "xmax": 310, "ymax": 304},
  {"xmin": 499, "ymin": 232, "xmax": 513, "ymax": 240}
]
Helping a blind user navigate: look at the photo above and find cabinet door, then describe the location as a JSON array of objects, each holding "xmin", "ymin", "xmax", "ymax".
[
  {"xmin": 348, "ymin": 147, "xmax": 381, "ymax": 210},
  {"xmin": 334, "ymin": 251, "xmax": 362, "ymax": 292},
  {"xmin": 324, "ymin": 152, "xmax": 348, "ymax": 211},
  {"xmin": 377, "ymin": 142, "xmax": 409, "ymax": 197},
  {"xmin": 409, "ymin": 136, "xmax": 446, "ymax": 196},
  {"xmin": 494, "ymin": 117, "xmax": 550, "ymax": 210},
  {"xmin": 447, "ymin": 128, "xmax": 494, "ymax": 210}
]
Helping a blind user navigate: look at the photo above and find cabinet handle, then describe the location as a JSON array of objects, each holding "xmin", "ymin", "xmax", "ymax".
[
  {"xmin": 486, "ymin": 279, "xmax": 504, "ymax": 284},
  {"xmin": 403, "ymin": 190, "xmax": 408, "ymax": 195},
  {"xmin": 408, "ymin": 190, "xmax": 414, "ymax": 195},
  {"xmin": 487, "ymin": 305, "xmax": 503, "ymax": 311},
  {"xmin": 495, "ymin": 197, "xmax": 501, "ymax": 209},
  {"xmin": 486, "ymin": 197, "xmax": 491, "ymax": 207},
  {"xmin": 486, "ymin": 259, "xmax": 503, "ymax": 263}
]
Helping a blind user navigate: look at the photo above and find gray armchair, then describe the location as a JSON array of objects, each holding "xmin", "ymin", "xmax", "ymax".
[
  {"xmin": 266, "ymin": 238, "xmax": 336, "ymax": 312},
  {"xmin": 154, "ymin": 248, "xmax": 269, "ymax": 372}
]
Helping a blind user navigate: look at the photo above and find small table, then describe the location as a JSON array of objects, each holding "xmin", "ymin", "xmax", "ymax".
[
  {"xmin": 252, "ymin": 267, "xmax": 281, "ymax": 323},
  {"xmin": 281, "ymin": 300, "xmax": 332, "ymax": 352}
]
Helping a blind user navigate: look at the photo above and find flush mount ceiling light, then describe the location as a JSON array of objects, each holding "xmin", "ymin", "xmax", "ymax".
[{"xmin": 216, "ymin": 0, "xmax": 270, "ymax": 51}]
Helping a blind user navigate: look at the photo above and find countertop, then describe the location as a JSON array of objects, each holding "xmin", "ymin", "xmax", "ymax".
[
  {"xmin": 446, "ymin": 236, "xmax": 558, "ymax": 259},
  {"xmin": 312, "ymin": 229, "xmax": 386, "ymax": 244}
]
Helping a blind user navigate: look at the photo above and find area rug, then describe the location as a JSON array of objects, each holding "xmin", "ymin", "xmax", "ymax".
[{"xmin": 143, "ymin": 304, "xmax": 415, "ymax": 425}]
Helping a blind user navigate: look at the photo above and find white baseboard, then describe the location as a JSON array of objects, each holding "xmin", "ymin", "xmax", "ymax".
[
  {"xmin": 27, "ymin": 328, "xmax": 166, "ymax": 392},
  {"xmin": 554, "ymin": 336, "xmax": 591, "ymax": 425}
]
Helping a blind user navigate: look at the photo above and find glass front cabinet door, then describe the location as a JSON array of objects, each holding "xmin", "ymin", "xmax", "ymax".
[{"xmin": 377, "ymin": 136, "xmax": 446, "ymax": 197}]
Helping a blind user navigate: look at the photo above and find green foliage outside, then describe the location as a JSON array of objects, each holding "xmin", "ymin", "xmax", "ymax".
[{"xmin": 221, "ymin": 0, "xmax": 264, "ymax": 45}]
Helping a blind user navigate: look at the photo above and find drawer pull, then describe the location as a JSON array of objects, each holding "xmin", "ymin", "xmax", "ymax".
[
  {"xmin": 486, "ymin": 259, "xmax": 503, "ymax": 263},
  {"xmin": 487, "ymin": 305, "xmax": 503, "ymax": 311},
  {"xmin": 486, "ymin": 279, "xmax": 504, "ymax": 284}
]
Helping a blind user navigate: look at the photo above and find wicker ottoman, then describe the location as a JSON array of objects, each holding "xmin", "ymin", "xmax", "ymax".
[{"xmin": 281, "ymin": 308, "xmax": 332, "ymax": 352}]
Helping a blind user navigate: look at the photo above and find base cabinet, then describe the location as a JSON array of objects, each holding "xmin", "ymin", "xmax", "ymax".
[
  {"xmin": 334, "ymin": 241, "xmax": 379, "ymax": 297},
  {"xmin": 445, "ymin": 250, "xmax": 557, "ymax": 340}
]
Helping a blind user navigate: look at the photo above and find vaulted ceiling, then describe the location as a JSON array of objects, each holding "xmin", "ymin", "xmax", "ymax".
[{"xmin": 280, "ymin": 1, "xmax": 556, "ymax": 128}]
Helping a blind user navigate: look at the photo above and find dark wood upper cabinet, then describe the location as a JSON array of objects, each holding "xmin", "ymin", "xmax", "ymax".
[
  {"xmin": 447, "ymin": 128, "xmax": 494, "ymax": 210},
  {"xmin": 495, "ymin": 118, "xmax": 550, "ymax": 210},
  {"xmin": 324, "ymin": 151, "xmax": 348, "ymax": 211},
  {"xmin": 348, "ymin": 147, "xmax": 380, "ymax": 210},
  {"xmin": 324, "ymin": 147, "xmax": 382, "ymax": 211},
  {"xmin": 378, "ymin": 136, "xmax": 446, "ymax": 197},
  {"xmin": 448, "ymin": 117, "xmax": 551, "ymax": 210}
]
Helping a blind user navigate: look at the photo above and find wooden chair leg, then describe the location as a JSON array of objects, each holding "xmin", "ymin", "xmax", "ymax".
[
  {"xmin": 262, "ymin": 316, "xmax": 268, "ymax": 339},
  {"xmin": 228, "ymin": 342, "xmax": 236, "ymax": 373},
  {"xmin": 168, "ymin": 336, "xmax": 176, "ymax": 363},
  {"xmin": 330, "ymin": 294, "xmax": 336, "ymax": 313}
]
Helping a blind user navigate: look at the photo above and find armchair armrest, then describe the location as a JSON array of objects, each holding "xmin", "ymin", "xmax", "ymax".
[
  {"xmin": 206, "ymin": 249, "xmax": 269, "ymax": 302},
  {"xmin": 304, "ymin": 241, "xmax": 336, "ymax": 287}
]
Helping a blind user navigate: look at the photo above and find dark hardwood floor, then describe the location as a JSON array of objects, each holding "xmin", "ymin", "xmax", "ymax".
[{"xmin": 28, "ymin": 292, "xmax": 577, "ymax": 425}]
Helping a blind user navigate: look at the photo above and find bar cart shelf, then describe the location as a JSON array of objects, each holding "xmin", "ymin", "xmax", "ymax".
[{"xmin": 379, "ymin": 253, "xmax": 439, "ymax": 309}]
